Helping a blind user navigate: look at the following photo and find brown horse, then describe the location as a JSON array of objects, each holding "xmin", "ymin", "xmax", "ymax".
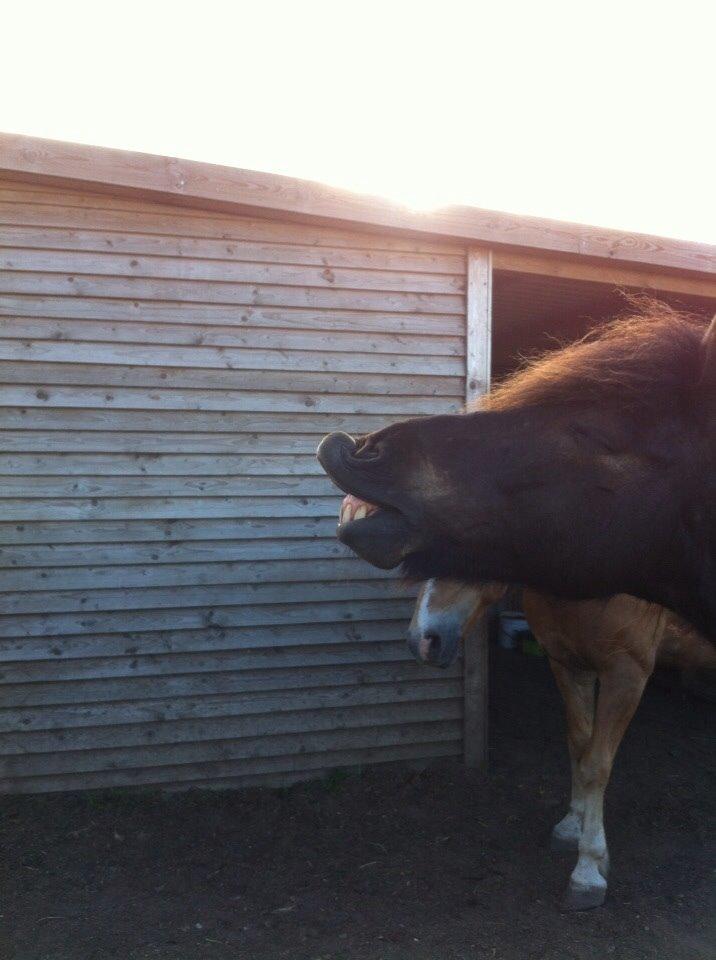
[
  {"xmin": 408, "ymin": 579, "xmax": 715, "ymax": 909},
  {"xmin": 318, "ymin": 304, "xmax": 716, "ymax": 639}
]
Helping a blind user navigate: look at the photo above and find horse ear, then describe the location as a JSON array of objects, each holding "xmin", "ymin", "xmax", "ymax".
[{"xmin": 700, "ymin": 315, "xmax": 716, "ymax": 389}]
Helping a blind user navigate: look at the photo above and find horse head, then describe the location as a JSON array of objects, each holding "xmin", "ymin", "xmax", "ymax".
[
  {"xmin": 318, "ymin": 305, "xmax": 715, "ymax": 637},
  {"xmin": 407, "ymin": 579, "xmax": 506, "ymax": 668}
]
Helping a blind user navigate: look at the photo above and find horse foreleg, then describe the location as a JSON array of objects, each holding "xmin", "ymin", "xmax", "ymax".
[
  {"xmin": 563, "ymin": 656, "xmax": 649, "ymax": 910},
  {"xmin": 548, "ymin": 660, "xmax": 596, "ymax": 852}
]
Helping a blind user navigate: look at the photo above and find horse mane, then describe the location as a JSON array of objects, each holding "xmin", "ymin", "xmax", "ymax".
[{"xmin": 479, "ymin": 298, "xmax": 706, "ymax": 413}]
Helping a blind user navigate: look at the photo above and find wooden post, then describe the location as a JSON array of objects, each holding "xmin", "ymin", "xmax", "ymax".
[
  {"xmin": 463, "ymin": 247, "xmax": 493, "ymax": 769},
  {"xmin": 466, "ymin": 247, "xmax": 493, "ymax": 405}
]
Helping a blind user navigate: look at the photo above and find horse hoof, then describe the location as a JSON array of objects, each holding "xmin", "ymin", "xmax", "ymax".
[
  {"xmin": 561, "ymin": 882, "xmax": 607, "ymax": 911},
  {"xmin": 550, "ymin": 831, "xmax": 579, "ymax": 854}
]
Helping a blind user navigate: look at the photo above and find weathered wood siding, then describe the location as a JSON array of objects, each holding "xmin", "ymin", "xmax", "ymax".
[{"xmin": 0, "ymin": 179, "xmax": 467, "ymax": 793}]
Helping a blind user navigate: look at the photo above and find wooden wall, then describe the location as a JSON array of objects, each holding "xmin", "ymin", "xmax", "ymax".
[{"xmin": 0, "ymin": 179, "xmax": 468, "ymax": 793}]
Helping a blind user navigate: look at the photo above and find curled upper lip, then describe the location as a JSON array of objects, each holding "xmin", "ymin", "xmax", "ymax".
[{"xmin": 317, "ymin": 432, "xmax": 388, "ymax": 503}]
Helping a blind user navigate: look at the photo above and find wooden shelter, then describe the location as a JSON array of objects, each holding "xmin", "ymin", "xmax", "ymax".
[{"xmin": 0, "ymin": 133, "xmax": 714, "ymax": 794}]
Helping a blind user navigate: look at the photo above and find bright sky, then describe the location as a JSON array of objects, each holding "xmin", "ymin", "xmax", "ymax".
[{"xmin": 2, "ymin": 1, "xmax": 714, "ymax": 243}]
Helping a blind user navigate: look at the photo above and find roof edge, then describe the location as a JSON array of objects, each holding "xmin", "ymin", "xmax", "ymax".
[{"xmin": 1, "ymin": 132, "xmax": 714, "ymax": 278}]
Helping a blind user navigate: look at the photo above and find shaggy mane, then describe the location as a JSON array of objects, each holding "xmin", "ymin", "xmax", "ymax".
[{"xmin": 480, "ymin": 299, "xmax": 706, "ymax": 413}]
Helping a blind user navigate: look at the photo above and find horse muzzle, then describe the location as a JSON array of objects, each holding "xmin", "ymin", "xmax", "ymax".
[{"xmin": 407, "ymin": 628, "xmax": 459, "ymax": 669}]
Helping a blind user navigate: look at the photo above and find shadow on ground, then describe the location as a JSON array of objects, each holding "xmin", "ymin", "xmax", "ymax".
[{"xmin": 1, "ymin": 649, "xmax": 713, "ymax": 960}]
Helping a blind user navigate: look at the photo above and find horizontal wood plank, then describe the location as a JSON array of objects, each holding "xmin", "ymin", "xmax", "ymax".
[
  {"xmin": 0, "ymin": 339, "xmax": 464, "ymax": 375},
  {"xmin": 0, "ymin": 577, "xmax": 408, "ymax": 615},
  {"xmin": 0, "ymin": 678, "xmax": 461, "ymax": 732},
  {"xmin": 0, "ymin": 635, "xmax": 413, "ymax": 681},
  {"xmin": 0, "ymin": 360, "xmax": 463, "ymax": 397},
  {"xmin": 0, "ymin": 190, "xmax": 465, "ymax": 254},
  {"xmin": 0, "ymin": 432, "xmax": 331, "ymax": 454},
  {"xmin": 0, "ymin": 597, "xmax": 417, "ymax": 638},
  {"xmin": 0, "ymin": 407, "xmax": 411, "ymax": 433},
  {"xmin": 0, "ymin": 537, "xmax": 347, "ymax": 568},
  {"xmin": 0, "ymin": 619, "xmax": 409, "ymax": 662},
  {"xmin": 0, "ymin": 224, "xmax": 465, "ymax": 274},
  {"xmin": 0, "ymin": 719, "xmax": 463, "ymax": 778},
  {"xmin": 1, "ymin": 248, "xmax": 465, "ymax": 294},
  {"xmin": 0, "ymin": 699, "xmax": 462, "ymax": 755},
  {"xmin": 0, "ymin": 660, "xmax": 445, "ymax": 708},
  {"xmin": 0, "ymin": 383, "xmax": 460, "ymax": 416},
  {"xmin": 0, "ymin": 474, "xmax": 340, "ymax": 498},
  {"xmin": 0, "ymin": 271, "xmax": 464, "ymax": 314},
  {"xmin": 0, "ymin": 495, "xmax": 343, "ymax": 521},
  {"xmin": 0, "ymin": 294, "xmax": 464, "ymax": 335},
  {"xmin": 0, "ymin": 452, "xmax": 328, "ymax": 476},
  {"xmin": 0, "ymin": 638, "xmax": 414, "ymax": 685},
  {"xmin": 0, "ymin": 316, "xmax": 464, "ymax": 358},
  {"xmin": 0, "ymin": 556, "xmax": 391, "ymax": 591},
  {"xmin": 0, "ymin": 516, "xmax": 338, "ymax": 545},
  {"xmin": 0, "ymin": 741, "xmax": 461, "ymax": 794}
]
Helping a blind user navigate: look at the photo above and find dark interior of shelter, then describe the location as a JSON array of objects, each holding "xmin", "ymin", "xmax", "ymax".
[{"xmin": 491, "ymin": 270, "xmax": 715, "ymax": 382}]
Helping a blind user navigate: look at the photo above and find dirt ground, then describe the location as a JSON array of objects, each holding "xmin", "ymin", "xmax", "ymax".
[{"xmin": 1, "ymin": 648, "xmax": 713, "ymax": 960}]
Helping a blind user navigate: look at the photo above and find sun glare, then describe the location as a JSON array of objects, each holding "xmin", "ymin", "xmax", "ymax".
[{"xmin": 1, "ymin": 0, "xmax": 714, "ymax": 243}]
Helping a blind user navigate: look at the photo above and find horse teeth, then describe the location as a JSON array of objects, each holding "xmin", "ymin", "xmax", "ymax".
[{"xmin": 339, "ymin": 497, "xmax": 375, "ymax": 525}]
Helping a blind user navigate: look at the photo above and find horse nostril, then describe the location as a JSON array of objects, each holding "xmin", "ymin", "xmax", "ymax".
[
  {"xmin": 417, "ymin": 632, "xmax": 442, "ymax": 662},
  {"xmin": 425, "ymin": 632, "xmax": 442, "ymax": 658}
]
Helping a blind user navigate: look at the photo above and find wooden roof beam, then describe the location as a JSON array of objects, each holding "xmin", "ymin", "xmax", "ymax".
[
  {"xmin": 1, "ymin": 133, "xmax": 714, "ymax": 279},
  {"xmin": 492, "ymin": 250, "xmax": 716, "ymax": 300}
]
